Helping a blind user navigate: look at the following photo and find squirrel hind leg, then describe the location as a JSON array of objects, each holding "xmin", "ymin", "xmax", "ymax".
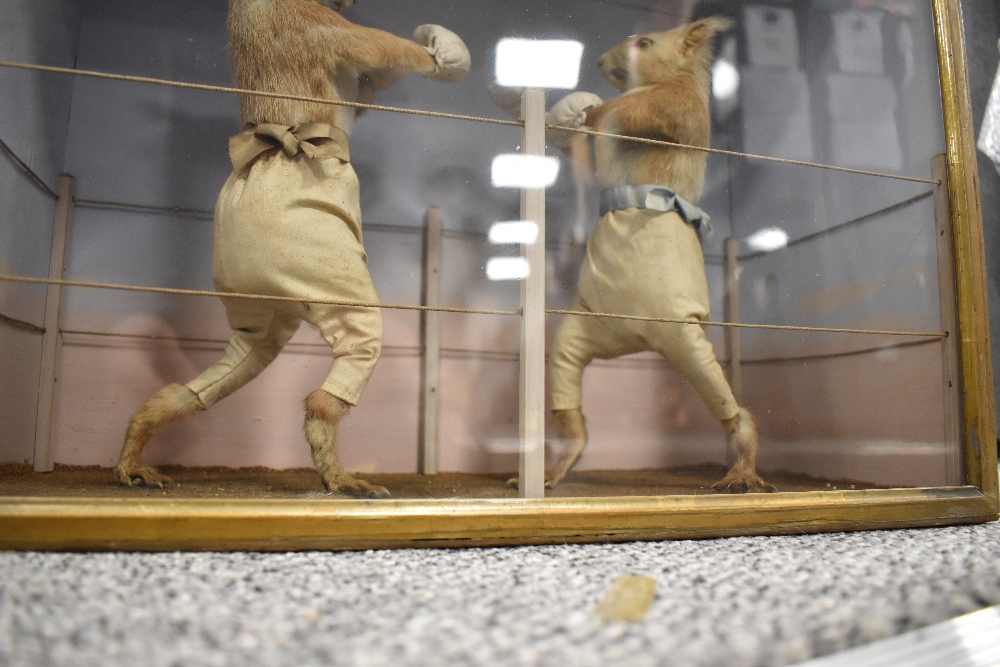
[
  {"xmin": 505, "ymin": 408, "xmax": 588, "ymax": 491},
  {"xmin": 546, "ymin": 408, "xmax": 588, "ymax": 489},
  {"xmin": 304, "ymin": 390, "xmax": 389, "ymax": 499},
  {"xmin": 711, "ymin": 408, "xmax": 776, "ymax": 494},
  {"xmin": 116, "ymin": 383, "xmax": 203, "ymax": 488}
]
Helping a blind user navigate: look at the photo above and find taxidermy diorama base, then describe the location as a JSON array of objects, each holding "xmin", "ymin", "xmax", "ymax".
[{"xmin": 0, "ymin": 463, "xmax": 887, "ymax": 500}]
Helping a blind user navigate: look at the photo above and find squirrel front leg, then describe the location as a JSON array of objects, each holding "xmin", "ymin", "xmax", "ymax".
[
  {"xmin": 328, "ymin": 22, "xmax": 470, "ymax": 83},
  {"xmin": 333, "ymin": 23, "xmax": 469, "ymax": 113},
  {"xmin": 586, "ymin": 87, "xmax": 708, "ymax": 148}
]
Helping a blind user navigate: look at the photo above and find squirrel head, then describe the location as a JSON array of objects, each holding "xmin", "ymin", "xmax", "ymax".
[{"xmin": 598, "ymin": 16, "xmax": 732, "ymax": 93}]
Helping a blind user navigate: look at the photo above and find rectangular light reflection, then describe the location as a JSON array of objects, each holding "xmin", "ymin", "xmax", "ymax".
[
  {"xmin": 486, "ymin": 257, "xmax": 531, "ymax": 281},
  {"xmin": 492, "ymin": 154, "xmax": 560, "ymax": 189},
  {"xmin": 745, "ymin": 227, "xmax": 789, "ymax": 252},
  {"xmin": 495, "ymin": 39, "xmax": 584, "ymax": 89},
  {"xmin": 489, "ymin": 221, "xmax": 540, "ymax": 245}
]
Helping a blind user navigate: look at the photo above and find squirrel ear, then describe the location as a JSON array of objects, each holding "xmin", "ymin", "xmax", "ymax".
[
  {"xmin": 681, "ymin": 17, "xmax": 732, "ymax": 57},
  {"xmin": 327, "ymin": 0, "xmax": 358, "ymax": 11}
]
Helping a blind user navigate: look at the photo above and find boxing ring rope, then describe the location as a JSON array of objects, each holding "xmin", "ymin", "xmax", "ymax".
[
  {"xmin": 2, "ymin": 130, "xmax": 941, "ymax": 269},
  {"xmin": 0, "ymin": 59, "xmax": 960, "ymax": 491},
  {"xmin": 737, "ymin": 190, "xmax": 936, "ymax": 261},
  {"xmin": 0, "ymin": 60, "xmax": 940, "ymax": 186},
  {"xmin": 73, "ymin": 188, "xmax": 936, "ymax": 260},
  {"xmin": 57, "ymin": 328, "xmax": 518, "ymax": 361},
  {"xmin": 0, "ymin": 135, "xmax": 59, "ymax": 200},
  {"xmin": 0, "ymin": 128, "xmax": 947, "ymax": 338},
  {"xmin": 71, "ymin": 197, "xmax": 487, "ymax": 242},
  {"xmin": 0, "ymin": 58, "xmax": 944, "ymax": 267},
  {"xmin": 0, "ymin": 274, "xmax": 949, "ymax": 339},
  {"xmin": 51, "ymin": 328, "xmax": 943, "ymax": 365},
  {"xmin": 2, "ymin": 308, "xmax": 943, "ymax": 367},
  {"xmin": 73, "ymin": 198, "xmax": 214, "ymax": 219},
  {"xmin": 2, "ymin": 145, "xmax": 946, "ymax": 347},
  {"xmin": 0, "ymin": 311, "xmax": 46, "ymax": 334}
]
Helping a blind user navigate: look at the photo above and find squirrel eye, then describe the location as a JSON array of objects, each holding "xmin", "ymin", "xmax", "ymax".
[{"xmin": 636, "ymin": 37, "xmax": 652, "ymax": 48}]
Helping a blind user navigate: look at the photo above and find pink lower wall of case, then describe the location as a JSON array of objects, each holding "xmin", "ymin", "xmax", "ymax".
[{"xmin": 20, "ymin": 301, "xmax": 951, "ymax": 489}]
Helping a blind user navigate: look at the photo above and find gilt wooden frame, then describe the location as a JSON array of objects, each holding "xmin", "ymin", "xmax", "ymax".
[{"xmin": 0, "ymin": 0, "xmax": 996, "ymax": 551}]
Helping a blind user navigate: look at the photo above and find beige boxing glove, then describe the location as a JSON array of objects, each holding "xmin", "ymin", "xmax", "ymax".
[
  {"xmin": 414, "ymin": 24, "xmax": 471, "ymax": 83},
  {"xmin": 547, "ymin": 91, "xmax": 603, "ymax": 129},
  {"xmin": 546, "ymin": 91, "xmax": 603, "ymax": 151}
]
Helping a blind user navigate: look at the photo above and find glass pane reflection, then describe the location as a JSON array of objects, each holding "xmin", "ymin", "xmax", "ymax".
[{"xmin": 0, "ymin": 0, "xmax": 958, "ymax": 501}]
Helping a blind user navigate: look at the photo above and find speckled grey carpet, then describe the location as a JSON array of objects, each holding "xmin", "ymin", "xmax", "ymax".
[{"xmin": 2, "ymin": 523, "xmax": 1000, "ymax": 667}]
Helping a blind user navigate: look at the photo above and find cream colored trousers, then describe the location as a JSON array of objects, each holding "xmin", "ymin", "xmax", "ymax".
[
  {"xmin": 549, "ymin": 208, "xmax": 738, "ymax": 421},
  {"xmin": 185, "ymin": 150, "xmax": 382, "ymax": 408}
]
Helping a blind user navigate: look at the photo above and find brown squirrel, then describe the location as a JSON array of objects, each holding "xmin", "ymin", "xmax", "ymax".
[
  {"xmin": 516, "ymin": 17, "xmax": 775, "ymax": 493},
  {"xmin": 115, "ymin": 0, "xmax": 469, "ymax": 498},
  {"xmin": 587, "ymin": 17, "xmax": 727, "ymax": 201}
]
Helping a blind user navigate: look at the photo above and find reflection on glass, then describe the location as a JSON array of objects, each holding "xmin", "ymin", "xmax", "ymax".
[
  {"xmin": 495, "ymin": 38, "xmax": 584, "ymax": 89},
  {"xmin": 486, "ymin": 257, "xmax": 530, "ymax": 281},
  {"xmin": 491, "ymin": 154, "xmax": 560, "ymax": 188},
  {"xmin": 744, "ymin": 227, "xmax": 789, "ymax": 252},
  {"xmin": 2, "ymin": 0, "xmax": 964, "ymax": 505},
  {"xmin": 488, "ymin": 221, "xmax": 539, "ymax": 245},
  {"xmin": 712, "ymin": 59, "xmax": 740, "ymax": 101}
]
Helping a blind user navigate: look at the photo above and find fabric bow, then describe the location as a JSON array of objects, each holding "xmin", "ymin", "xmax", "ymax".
[{"xmin": 228, "ymin": 123, "xmax": 350, "ymax": 173}]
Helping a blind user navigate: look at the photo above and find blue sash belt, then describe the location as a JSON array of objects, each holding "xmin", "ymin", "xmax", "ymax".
[{"xmin": 599, "ymin": 184, "xmax": 712, "ymax": 237}]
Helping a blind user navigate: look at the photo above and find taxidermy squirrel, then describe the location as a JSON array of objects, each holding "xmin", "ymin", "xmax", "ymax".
[
  {"xmin": 115, "ymin": 0, "xmax": 470, "ymax": 498},
  {"xmin": 495, "ymin": 17, "xmax": 774, "ymax": 493}
]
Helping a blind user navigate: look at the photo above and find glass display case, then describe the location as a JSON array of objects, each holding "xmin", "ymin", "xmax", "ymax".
[{"xmin": 0, "ymin": 0, "xmax": 995, "ymax": 550}]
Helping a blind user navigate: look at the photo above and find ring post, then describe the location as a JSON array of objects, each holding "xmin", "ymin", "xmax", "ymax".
[
  {"xmin": 419, "ymin": 206, "xmax": 443, "ymax": 475},
  {"xmin": 519, "ymin": 88, "xmax": 547, "ymax": 499},
  {"xmin": 34, "ymin": 174, "xmax": 76, "ymax": 472}
]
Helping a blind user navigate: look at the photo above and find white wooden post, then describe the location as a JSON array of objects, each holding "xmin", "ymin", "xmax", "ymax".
[
  {"xmin": 34, "ymin": 174, "xmax": 75, "ymax": 472},
  {"xmin": 419, "ymin": 205, "xmax": 442, "ymax": 475},
  {"xmin": 723, "ymin": 236, "xmax": 743, "ymax": 405},
  {"xmin": 932, "ymin": 154, "xmax": 963, "ymax": 485},
  {"xmin": 519, "ymin": 88, "xmax": 547, "ymax": 499}
]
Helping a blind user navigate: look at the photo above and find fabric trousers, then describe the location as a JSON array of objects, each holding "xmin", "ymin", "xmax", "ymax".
[
  {"xmin": 549, "ymin": 208, "xmax": 739, "ymax": 421},
  {"xmin": 185, "ymin": 150, "xmax": 382, "ymax": 408}
]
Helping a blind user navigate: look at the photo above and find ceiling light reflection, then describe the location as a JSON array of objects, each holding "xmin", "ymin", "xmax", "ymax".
[
  {"xmin": 489, "ymin": 221, "xmax": 539, "ymax": 245},
  {"xmin": 712, "ymin": 59, "xmax": 740, "ymax": 100},
  {"xmin": 745, "ymin": 227, "xmax": 789, "ymax": 252},
  {"xmin": 491, "ymin": 154, "xmax": 560, "ymax": 188},
  {"xmin": 495, "ymin": 39, "xmax": 584, "ymax": 89},
  {"xmin": 486, "ymin": 257, "xmax": 531, "ymax": 281}
]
